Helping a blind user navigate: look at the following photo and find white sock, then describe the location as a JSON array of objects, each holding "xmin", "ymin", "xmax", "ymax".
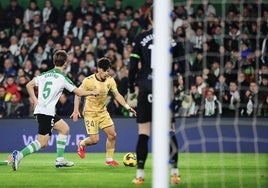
[
  {"xmin": 136, "ymin": 169, "xmax": 145, "ymax": 179},
  {"xmin": 106, "ymin": 157, "xmax": 113, "ymax": 162},
  {"xmin": 171, "ymin": 168, "xmax": 179, "ymax": 176}
]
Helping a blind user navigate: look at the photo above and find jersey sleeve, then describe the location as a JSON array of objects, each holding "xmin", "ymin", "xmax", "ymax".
[
  {"xmin": 109, "ymin": 77, "xmax": 118, "ymax": 93},
  {"xmin": 34, "ymin": 77, "xmax": 39, "ymax": 86},
  {"xmin": 63, "ymin": 76, "xmax": 76, "ymax": 92},
  {"xmin": 128, "ymin": 34, "xmax": 141, "ymax": 93}
]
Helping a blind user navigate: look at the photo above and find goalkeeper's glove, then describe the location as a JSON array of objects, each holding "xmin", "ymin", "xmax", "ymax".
[{"xmin": 126, "ymin": 90, "xmax": 138, "ymax": 108}]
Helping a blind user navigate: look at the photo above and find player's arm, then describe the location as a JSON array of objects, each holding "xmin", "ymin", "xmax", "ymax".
[
  {"xmin": 113, "ymin": 89, "xmax": 137, "ymax": 117},
  {"xmin": 70, "ymin": 94, "xmax": 82, "ymax": 122},
  {"xmin": 26, "ymin": 79, "xmax": 38, "ymax": 108},
  {"xmin": 128, "ymin": 34, "xmax": 141, "ymax": 94},
  {"xmin": 73, "ymin": 87, "xmax": 98, "ymax": 97}
]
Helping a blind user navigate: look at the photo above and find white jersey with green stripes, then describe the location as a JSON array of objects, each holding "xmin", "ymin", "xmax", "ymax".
[{"xmin": 33, "ymin": 68, "xmax": 76, "ymax": 116}]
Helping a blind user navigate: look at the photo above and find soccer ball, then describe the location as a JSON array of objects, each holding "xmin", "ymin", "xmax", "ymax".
[{"xmin": 123, "ymin": 152, "xmax": 137, "ymax": 167}]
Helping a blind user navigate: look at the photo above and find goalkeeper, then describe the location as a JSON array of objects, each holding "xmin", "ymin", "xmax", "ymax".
[{"xmin": 128, "ymin": 6, "xmax": 181, "ymax": 185}]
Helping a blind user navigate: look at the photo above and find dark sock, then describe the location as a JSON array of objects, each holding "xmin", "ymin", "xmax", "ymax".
[
  {"xmin": 136, "ymin": 134, "xmax": 149, "ymax": 169},
  {"xmin": 169, "ymin": 132, "xmax": 178, "ymax": 168}
]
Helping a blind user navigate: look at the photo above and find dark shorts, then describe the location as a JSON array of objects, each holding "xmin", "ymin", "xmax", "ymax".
[
  {"xmin": 35, "ymin": 114, "xmax": 61, "ymax": 136},
  {"xmin": 137, "ymin": 91, "xmax": 175, "ymax": 124},
  {"xmin": 137, "ymin": 91, "xmax": 152, "ymax": 123}
]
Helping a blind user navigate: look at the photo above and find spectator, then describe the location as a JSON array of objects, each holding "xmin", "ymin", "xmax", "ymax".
[
  {"xmin": 39, "ymin": 24, "xmax": 52, "ymax": 46},
  {"xmin": 9, "ymin": 36, "xmax": 20, "ymax": 56},
  {"xmin": 241, "ymin": 81, "xmax": 262, "ymax": 117},
  {"xmin": 94, "ymin": 21, "xmax": 104, "ymax": 39},
  {"xmin": 0, "ymin": 85, "xmax": 9, "ymax": 118},
  {"xmin": 81, "ymin": 35, "xmax": 95, "ymax": 53},
  {"xmin": 85, "ymin": 51, "xmax": 96, "ymax": 72},
  {"xmin": 23, "ymin": 59, "xmax": 36, "ymax": 80},
  {"xmin": 0, "ymin": 30, "xmax": 10, "ymax": 47},
  {"xmin": 3, "ymin": 75, "xmax": 21, "ymax": 102},
  {"xmin": 23, "ymin": 0, "xmax": 40, "ymax": 24},
  {"xmin": 56, "ymin": 92, "xmax": 74, "ymax": 116},
  {"xmin": 196, "ymin": 0, "xmax": 216, "ymax": 19},
  {"xmin": 85, "ymin": 26, "xmax": 98, "ymax": 48},
  {"xmin": 9, "ymin": 17, "xmax": 24, "ymax": 39},
  {"xmin": 77, "ymin": 59, "xmax": 92, "ymax": 77},
  {"xmin": 43, "ymin": 37, "xmax": 55, "ymax": 69},
  {"xmin": 3, "ymin": 0, "xmax": 24, "ymax": 29},
  {"xmin": 74, "ymin": 0, "xmax": 88, "ymax": 20},
  {"xmin": 258, "ymin": 74, "xmax": 268, "ymax": 103},
  {"xmin": 116, "ymin": 26, "xmax": 131, "ymax": 55},
  {"xmin": 87, "ymin": 3, "xmax": 101, "ymax": 23},
  {"xmin": 83, "ymin": 12, "xmax": 94, "ymax": 30},
  {"xmin": 63, "ymin": 36, "xmax": 74, "ymax": 53},
  {"xmin": 195, "ymin": 75, "xmax": 208, "ymax": 95},
  {"xmin": 33, "ymin": 45, "xmax": 46, "ymax": 69},
  {"xmin": 29, "ymin": 12, "xmax": 43, "ymax": 31},
  {"xmin": 0, "ymin": 44, "xmax": 14, "ymax": 70},
  {"xmin": 201, "ymin": 89, "xmax": 222, "ymax": 117},
  {"xmin": 95, "ymin": 36, "xmax": 108, "ymax": 59},
  {"xmin": 26, "ymin": 34, "xmax": 38, "ymax": 56},
  {"xmin": 112, "ymin": 0, "xmax": 123, "ymax": 16},
  {"xmin": 222, "ymin": 81, "xmax": 240, "ymax": 117},
  {"xmin": 0, "ymin": 70, "xmax": 6, "ymax": 85},
  {"xmin": 223, "ymin": 60, "xmax": 237, "ymax": 86},
  {"xmin": 260, "ymin": 95, "xmax": 268, "ymax": 117},
  {"xmin": 215, "ymin": 74, "xmax": 229, "ymax": 102},
  {"xmin": 189, "ymin": 84, "xmax": 202, "ymax": 116},
  {"xmin": 103, "ymin": 27, "xmax": 116, "ymax": 46},
  {"xmin": 17, "ymin": 75, "xmax": 30, "ymax": 116},
  {"xmin": 51, "ymin": 28, "xmax": 64, "ymax": 45},
  {"xmin": 191, "ymin": 26, "xmax": 207, "ymax": 52},
  {"xmin": 116, "ymin": 11, "xmax": 129, "ymax": 29},
  {"xmin": 14, "ymin": 45, "xmax": 33, "ymax": 69},
  {"xmin": 95, "ymin": 0, "xmax": 108, "ymax": 15},
  {"xmin": 224, "ymin": 23, "xmax": 240, "ymax": 52},
  {"xmin": 72, "ymin": 17, "xmax": 85, "ymax": 42},
  {"xmin": 128, "ymin": 19, "xmax": 142, "ymax": 41},
  {"xmin": 57, "ymin": 0, "xmax": 73, "ymax": 30},
  {"xmin": 61, "ymin": 11, "xmax": 74, "ymax": 37},
  {"xmin": 4, "ymin": 93, "xmax": 24, "ymax": 118},
  {"xmin": 42, "ymin": 0, "xmax": 58, "ymax": 26},
  {"xmin": 3, "ymin": 59, "xmax": 17, "ymax": 77}
]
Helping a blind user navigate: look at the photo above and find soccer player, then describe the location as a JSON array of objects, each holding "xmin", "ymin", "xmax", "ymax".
[
  {"xmin": 128, "ymin": 6, "xmax": 181, "ymax": 184},
  {"xmin": 11, "ymin": 50, "xmax": 99, "ymax": 171},
  {"xmin": 71, "ymin": 57, "xmax": 136, "ymax": 166}
]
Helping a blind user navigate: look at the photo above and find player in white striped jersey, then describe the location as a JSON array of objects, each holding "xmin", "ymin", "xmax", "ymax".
[{"xmin": 11, "ymin": 50, "xmax": 98, "ymax": 171}]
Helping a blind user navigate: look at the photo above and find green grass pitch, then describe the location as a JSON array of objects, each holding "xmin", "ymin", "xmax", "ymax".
[{"xmin": 0, "ymin": 153, "xmax": 267, "ymax": 188}]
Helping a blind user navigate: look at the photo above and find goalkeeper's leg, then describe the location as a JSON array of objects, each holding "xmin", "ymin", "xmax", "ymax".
[
  {"xmin": 132, "ymin": 122, "xmax": 150, "ymax": 185},
  {"xmin": 169, "ymin": 122, "xmax": 181, "ymax": 184}
]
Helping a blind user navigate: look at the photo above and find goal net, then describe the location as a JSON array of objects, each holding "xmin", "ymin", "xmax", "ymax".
[{"xmin": 153, "ymin": 0, "xmax": 268, "ymax": 187}]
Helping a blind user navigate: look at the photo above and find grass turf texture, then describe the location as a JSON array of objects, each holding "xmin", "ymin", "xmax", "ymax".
[{"xmin": 0, "ymin": 153, "xmax": 267, "ymax": 188}]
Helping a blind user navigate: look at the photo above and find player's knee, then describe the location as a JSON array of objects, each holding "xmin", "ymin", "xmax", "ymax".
[
  {"xmin": 40, "ymin": 141, "xmax": 48, "ymax": 148},
  {"xmin": 108, "ymin": 132, "xmax": 117, "ymax": 141},
  {"xmin": 90, "ymin": 136, "xmax": 99, "ymax": 145}
]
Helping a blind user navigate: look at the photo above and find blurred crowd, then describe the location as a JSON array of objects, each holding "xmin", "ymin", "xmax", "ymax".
[{"xmin": 0, "ymin": 0, "xmax": 267, "ymax": 119}]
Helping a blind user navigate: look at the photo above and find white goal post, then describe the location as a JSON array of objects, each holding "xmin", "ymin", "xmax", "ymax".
[{"xmin": 152, "ymin": 0, "xmax": 172, "ymax": 188}]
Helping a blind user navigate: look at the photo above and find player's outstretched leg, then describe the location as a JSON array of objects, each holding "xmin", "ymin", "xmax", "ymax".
[
  {"xmin": 55, "ymin": 159, "xmax": 74, "ymax": 168},
  {"xmin": 12, "ymin": 150, "xmax": 22, "ymax": 171},
  {"xmin": 77, "ymin": 140, "xmax": 86, "ymax": 159}
]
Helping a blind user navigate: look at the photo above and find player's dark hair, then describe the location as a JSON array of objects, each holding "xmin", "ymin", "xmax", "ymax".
[
  {"xmin": 97, "ymin": 57, "xmax": 111, "ymax": 71},
  {"xmin": 53, "ymin": 50, "xmax": 67, "ymax": 66}
]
